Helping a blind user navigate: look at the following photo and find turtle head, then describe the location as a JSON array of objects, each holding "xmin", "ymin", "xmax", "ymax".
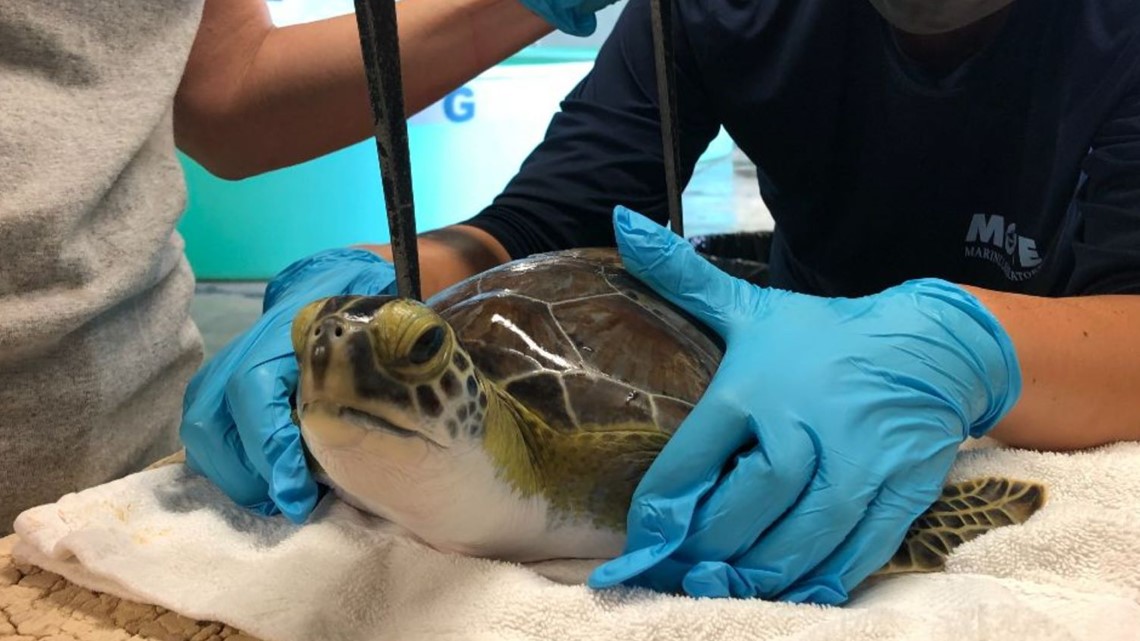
[
  {"xmin": 290, "ymin": 295, "xmax": 490, "ymax": 469},
  {"xmin": 291, "ymin": 295, "xmax": 567, "ymax": 558}
]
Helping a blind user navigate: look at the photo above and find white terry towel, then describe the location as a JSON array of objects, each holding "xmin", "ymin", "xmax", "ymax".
[{"xmin": 13, "ymin": 440, "xmax": 1140, "ymax": 641}]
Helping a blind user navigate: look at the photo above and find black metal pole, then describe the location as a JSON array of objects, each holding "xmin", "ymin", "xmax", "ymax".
[
  {"xmin": 353, "ymin": 0, "xmax": 422, "ymax": 301},
  {"xmin": 649, "ymin": 0, "xmax": 684, "ymax": 237}
]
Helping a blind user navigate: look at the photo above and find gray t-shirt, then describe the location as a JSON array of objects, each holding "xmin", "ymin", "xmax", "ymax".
[{"xmin": 0, "ymin": 0, "xmax": 207, "ymax": 533}]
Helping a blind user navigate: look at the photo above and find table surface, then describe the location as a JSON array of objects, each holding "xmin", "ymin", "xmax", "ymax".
[
  {"xmin": 0, "ymin": 533, "xmax": 265, "ymax": 641},
  {"xmin": 1, "ymin": 451, "xmax": 265, "ymax": 641}
]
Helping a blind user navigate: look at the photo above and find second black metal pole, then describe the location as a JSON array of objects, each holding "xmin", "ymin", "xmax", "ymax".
[{"xmin": 649, "ymin": 0, "xmax": 684, "ymax": 238}]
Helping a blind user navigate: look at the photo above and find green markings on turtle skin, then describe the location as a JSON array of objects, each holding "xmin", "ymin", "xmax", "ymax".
[
  {"xmin": 480, "ymin": 384, "xmax": 544, "ymax": 498},
  {"xmin": 480, "ymin": 381, "xmax": 670, "ymax": 532},
  {"xmin": 538, "ymin": 426, "xmax": 670, "ymax": 532},
  {"xmin": 483, "ymin": 374, "xmax": 1049, "ymax": 550}
]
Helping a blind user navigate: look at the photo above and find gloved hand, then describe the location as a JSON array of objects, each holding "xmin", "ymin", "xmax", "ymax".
[
  {"xmin": 519, "ymin": 0, "xmax": 623, "ymax": 37},
  {"xmin": 588, "ymin": 206, "xmax": 1022, "ymax": 604},
  {"xmin": 180, "ymin": 248, "xmax": 398, "ymax": 523}
]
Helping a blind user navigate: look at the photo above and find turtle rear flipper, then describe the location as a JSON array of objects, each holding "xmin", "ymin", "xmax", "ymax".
[{"xmin": 874, "ymin": 477, "xmax": 1047, "ymax": 576}]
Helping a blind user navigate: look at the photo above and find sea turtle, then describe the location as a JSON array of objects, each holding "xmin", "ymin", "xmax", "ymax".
[{"xmin": 289, "ymin": 247, "xmax": 1046, "ymax": 581}]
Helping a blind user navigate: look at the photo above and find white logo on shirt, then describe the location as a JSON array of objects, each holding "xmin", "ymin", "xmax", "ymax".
[{"xmin": 964, "ymin": 213, "xmax": 1043, "ymax": 282}]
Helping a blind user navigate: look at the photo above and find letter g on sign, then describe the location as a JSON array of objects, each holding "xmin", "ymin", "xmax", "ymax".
[{"xmin": 444, "ymin": 87, "xmax": 476, "ymax": 123}]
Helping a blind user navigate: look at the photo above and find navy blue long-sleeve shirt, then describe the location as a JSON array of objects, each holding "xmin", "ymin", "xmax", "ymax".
[{"xmin": 464, "ymin": 0, "xmax": 1140, "ymax": 297}]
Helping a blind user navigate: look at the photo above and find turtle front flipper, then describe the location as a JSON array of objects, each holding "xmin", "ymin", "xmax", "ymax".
[{"xmin": 873, "ymin": 477, "xmax": 1047, "ymax": 577}]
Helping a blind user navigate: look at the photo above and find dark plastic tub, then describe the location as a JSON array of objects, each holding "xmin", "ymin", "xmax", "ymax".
[{"xmin": 689, "ymin": 230, "xmax": 773, "ymax": 287}]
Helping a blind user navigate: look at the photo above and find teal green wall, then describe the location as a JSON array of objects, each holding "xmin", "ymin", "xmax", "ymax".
[{"xmin": 177, "ymin": 142, "xmax": 386, "ymax": 281}]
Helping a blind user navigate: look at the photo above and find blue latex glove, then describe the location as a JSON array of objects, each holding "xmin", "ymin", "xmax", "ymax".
[
  {"xmin": 588, "ymin": 206, "xmax": 1022, "ymax": 605},
  {"xmin": 180, "ymin": 248, "xmax": 397, "ymax": 522},
  {"xmin": 518, "ymin": 0, "xmax": 622, "ymax": 37}
]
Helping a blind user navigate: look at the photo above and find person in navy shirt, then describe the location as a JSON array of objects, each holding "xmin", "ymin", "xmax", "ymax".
[{"xmin": 468, "ymin": 0, "xmax": 1140, "ymax": 301}]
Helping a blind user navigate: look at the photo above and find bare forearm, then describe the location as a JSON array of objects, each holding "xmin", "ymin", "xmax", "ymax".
[
  {"xmin": 357, "ymin": 225, "xmax": 511, "ymax": 299},
  {"xmin": 175, "ymin": 0, "xmax": 552, "ymax": 179},
  {"xmin": 964, "ymin": 286, "xmax": 1140, "ymax": 451}
]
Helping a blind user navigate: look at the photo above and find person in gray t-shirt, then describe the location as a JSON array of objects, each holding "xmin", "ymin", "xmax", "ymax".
[{"xmin": 0, "ymin": 0, "xmax": 616, "ymax": 535}]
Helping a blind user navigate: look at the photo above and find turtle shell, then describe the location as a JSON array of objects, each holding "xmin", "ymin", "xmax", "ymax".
[{"xmin": 427, "ymin": 248, "xmax": 725, "ymax": 436}]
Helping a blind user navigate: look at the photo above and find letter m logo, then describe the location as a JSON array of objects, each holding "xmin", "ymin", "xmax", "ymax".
[{"xmin": 966, "ymin": 213, "xmax": 1005, "ymax": 246}]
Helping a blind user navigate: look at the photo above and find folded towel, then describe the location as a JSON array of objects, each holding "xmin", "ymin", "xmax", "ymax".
[{"xmin": 13, "ymin": 440, "xmax": 1140, "ymax": 641}]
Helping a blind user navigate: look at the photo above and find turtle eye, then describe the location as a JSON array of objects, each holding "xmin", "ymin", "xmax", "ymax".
[{"xmin": 408, "ymin": 326, "xmax": 445, "ymax": 365}]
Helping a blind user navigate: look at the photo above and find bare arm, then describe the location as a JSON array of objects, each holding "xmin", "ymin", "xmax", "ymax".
[
  {"xmin": 174, "ymin": 0, "xmax": 552, "ymax": 179},
  {"xmin": 356, "ymin": 225, "xmax": 512, "ymax": 299},
  {"xmin": 965, "ymin": 286, "xmax": 1140, "ymax": 451}
]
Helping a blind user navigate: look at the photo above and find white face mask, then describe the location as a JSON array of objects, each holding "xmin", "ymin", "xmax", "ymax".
[{"xmin": 867, "ymin": 0, "xmax": 1017, "ymax": 34}]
